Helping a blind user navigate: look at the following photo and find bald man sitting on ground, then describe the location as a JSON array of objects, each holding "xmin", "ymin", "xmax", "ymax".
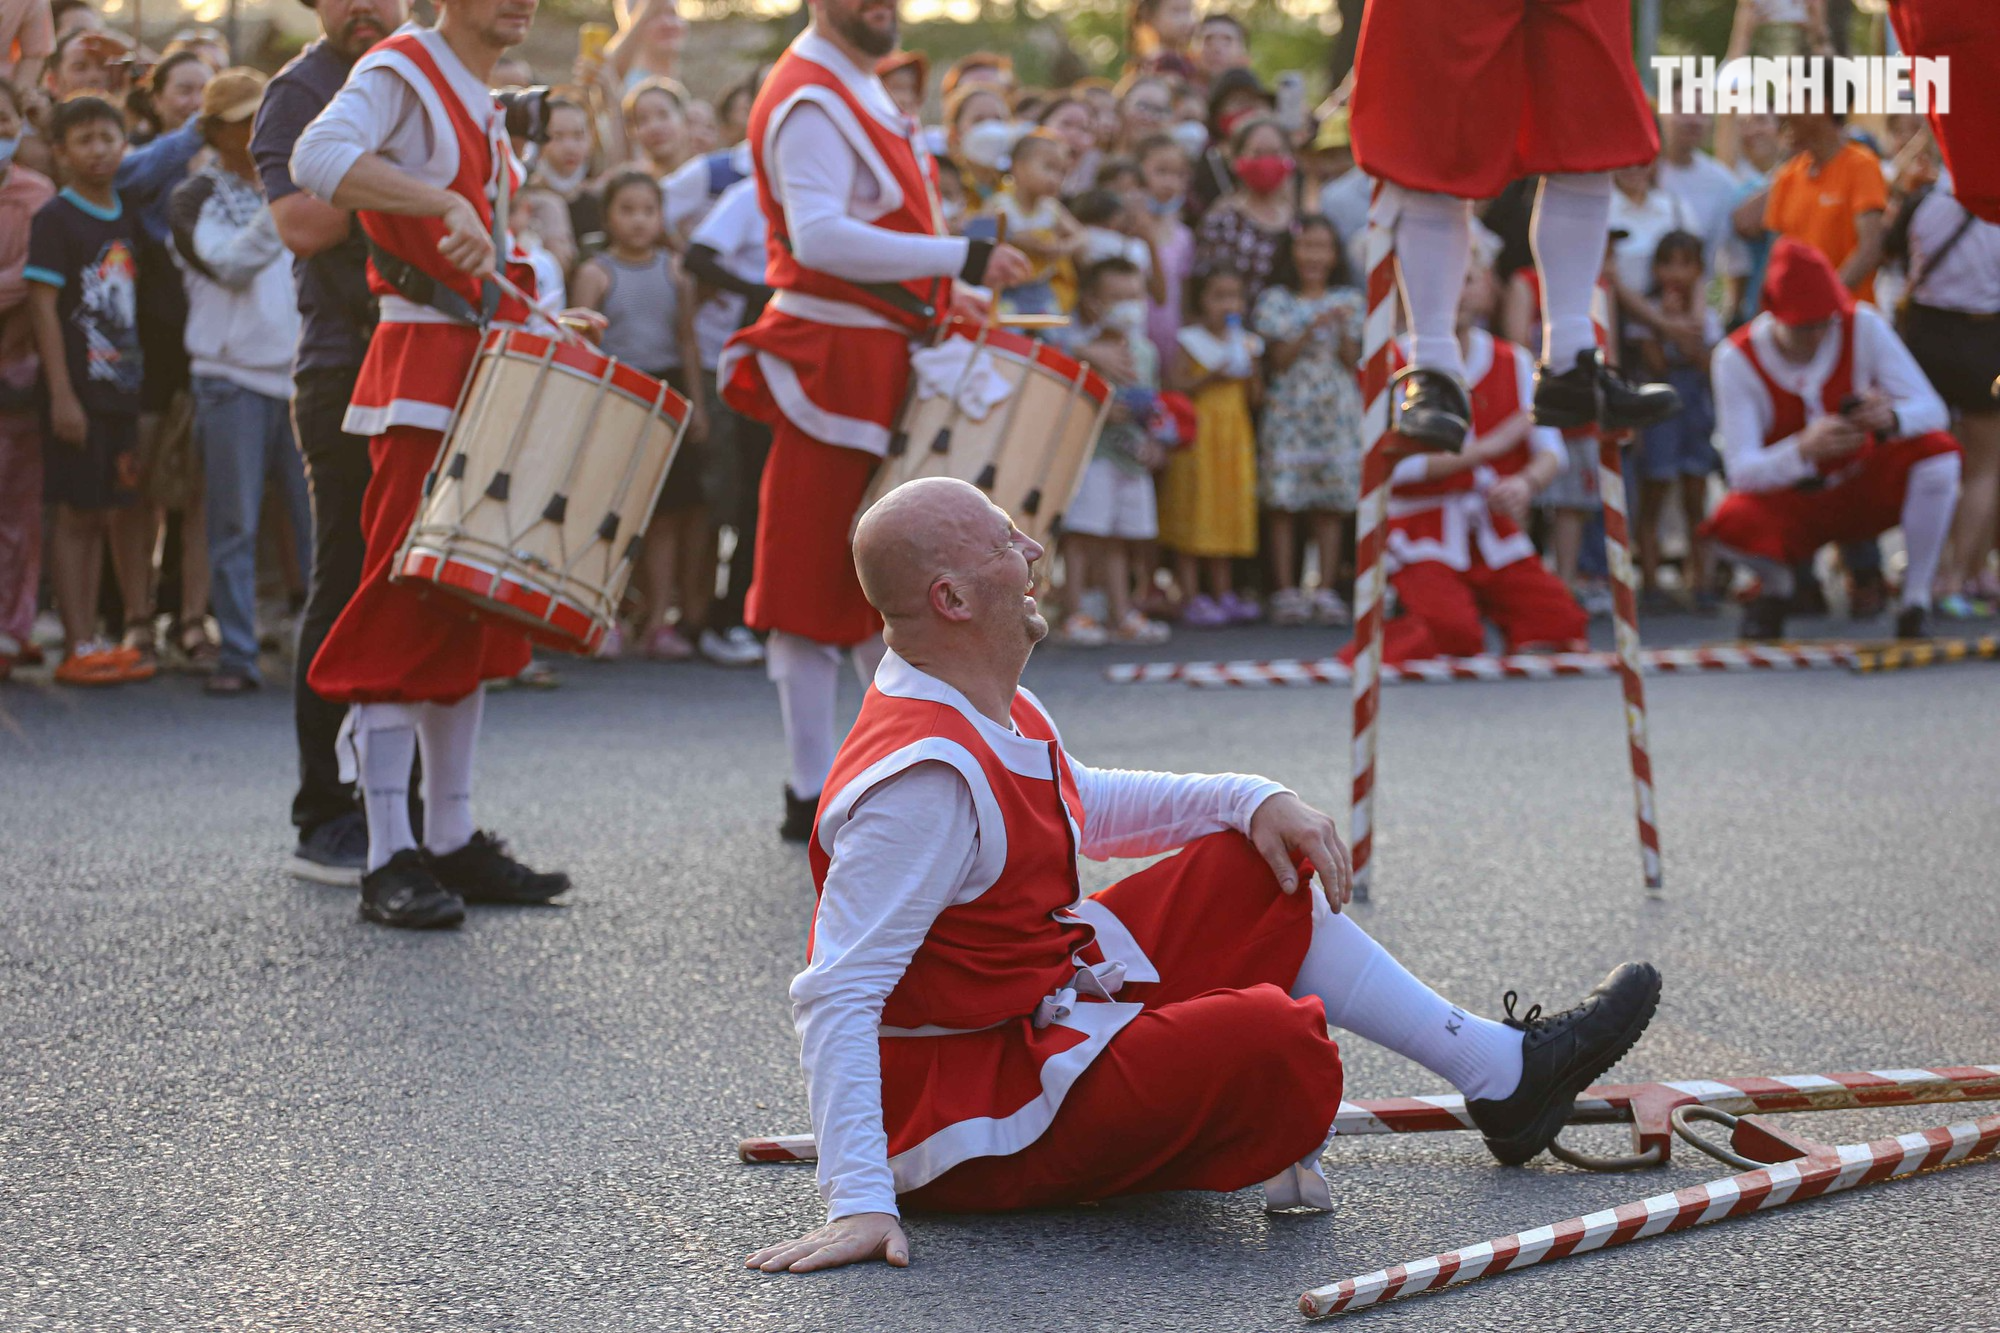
[{"xmin": 748, "ymin": 477, "xmax": 1663, "ymax": 1274}]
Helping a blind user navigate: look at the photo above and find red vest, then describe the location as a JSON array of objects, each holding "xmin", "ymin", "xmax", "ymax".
[
  {"xmin": 1386, "ymin": 329, "xmax": 1541, "ymax": 570},
  {"xmin": 749, "ymin": 48, "xmax": 949, "ymax": 335},
  {"xmin": 354, "ymin": 32, "xmax": 534, "ymax": 324},
  {"xmin": 1729, "ymin": 315, "xmax": 1862, "ymax": 477}
]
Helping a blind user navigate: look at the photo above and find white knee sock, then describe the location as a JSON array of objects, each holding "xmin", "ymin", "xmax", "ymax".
[
  {"xmin": 850, "ymin": 634, "xmax": 887, "ymax": 687},
  {"xmin": 1394, "ymin": 190, "xmax": 1475, "ymax": 380},
  {"xmin": 1899, "ymin": 452, "xmax": 1962, "ymax": 610},
  {"xmin": 1292, "ymin": 894, "xmax": 1523, "ymax": 1101},
  {"xmin": 1532, "ymin": 172, "xmax": 1614, "ymax": 367},
  {"xmin": 348, "ymin": 702, "xmax": 419, "ymax": 872},
  {"xmin": 768, "ymin": 630, "xmax": 842, "ymax": 799},
  {"xmin": 414, "ymin": 689, "xmax": 483, "ymax": 856}
]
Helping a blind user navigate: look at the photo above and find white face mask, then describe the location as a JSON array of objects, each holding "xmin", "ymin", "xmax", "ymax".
[
  {"xmin": 959, "ymin": 119, "xmax": 1022, "ymax": 171},
  {"xmin": 1103, "ymin": 298, "xmax": 1148, "ymax": 335},
  {"xmin": 1169, "ymin": 120, "xmax": 1208, "ymax": 159}
]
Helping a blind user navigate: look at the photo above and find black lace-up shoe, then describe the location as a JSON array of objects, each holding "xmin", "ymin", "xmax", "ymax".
[
  {"xmin": 1740, "ymin": 594, "xmax": 1789, "ymax": 642},
  {"xmin": 1895, "ymin": 604, "xmax": 1930, "ymax": 641},
  {"xmin": 780, "ymin": 786, "xmax": 818, "ymax": 843},
  {"xmin": 1533, "ymin": 351, "xmax": 1681, "ymax": 433},
  {"xmin": 427, "ymin": 831, "xmax": 570, "ymax": 905},
  {"xmin": 1466, "ymin": 962, "xmax": 1663, "ymax": 1165},
  {"xmin": 1391, "ymin": 366, "xmax": 1472, "ymax": 452},
  {"xmin": 359, "ymin": 849, "xmax": 466, "ymax": 929}
]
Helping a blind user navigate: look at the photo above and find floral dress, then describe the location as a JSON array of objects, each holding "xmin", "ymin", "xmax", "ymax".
[
  {"xmin": 1192, "ymin": 204, "xmax": 1287, "ymax": 307},
  {"xmin": 1251, "ymin": 284, "xmax": 1365, "ymax": 513}
]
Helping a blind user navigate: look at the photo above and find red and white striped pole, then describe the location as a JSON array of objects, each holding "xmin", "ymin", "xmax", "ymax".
[
  {"xmin": 1300, "ymin": 1113, "xmax": 2000, "ymax": 1318},
  {"xmin": 1349, "ymin": 182, "xmax": 1399, "ymax": 903},
  {"xmin": 1596, "ymin": 432, "xmax": 1662, "ymax": 891}
]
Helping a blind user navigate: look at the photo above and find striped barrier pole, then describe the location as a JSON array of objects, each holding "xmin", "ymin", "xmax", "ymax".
[
  {"xmin": 1854, "ymin": 633, "xmax": 2000, "ymax": 673},
  {"xmin": 1151, "ymin": 644, "xmax": 1864, "ymax": 688},
  {"xmin": 1299, "ymin": 1112, "xmax": 2000, "ymax": 1318},
  {"xmin": 738, "ymin": 1064, "xmax": 2000, "ymax": 1165},
  {"xmin": 1595, "ymin": 434, "xmax": 1661, "ymax": 890},
  {"xmin": 1348, "ymin": 181, "xmax": 1399, "ymax": 904}
]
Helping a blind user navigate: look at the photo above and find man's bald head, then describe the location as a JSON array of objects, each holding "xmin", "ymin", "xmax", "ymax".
[{"xmin": 854, "ymin": 477, "xmax": 996, "ymax": 621}]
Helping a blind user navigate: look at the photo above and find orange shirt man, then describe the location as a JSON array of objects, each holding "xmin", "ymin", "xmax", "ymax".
[{"xmin": 1764, "ymin": 136, "xmax": 1887, "ymax": 304}]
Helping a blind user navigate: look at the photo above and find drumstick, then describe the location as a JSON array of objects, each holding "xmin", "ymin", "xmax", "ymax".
[
  {"xmin": 490, "ymin": 269, "xmax": 596, "ymax": 351},
  {"xmin": 929, "ymin": 215, "xmax": 1008, "ymax": 460}
]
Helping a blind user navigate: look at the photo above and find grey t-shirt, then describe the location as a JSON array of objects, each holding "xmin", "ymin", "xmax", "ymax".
[{"xmin": 250, "ymin": 38, "xmax": 374, "ymax": 375}]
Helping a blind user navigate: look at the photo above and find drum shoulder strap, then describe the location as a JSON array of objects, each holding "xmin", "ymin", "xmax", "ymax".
[{"xmin": 367, "ymin": 236, "xmax": 501, "ymax": 327}]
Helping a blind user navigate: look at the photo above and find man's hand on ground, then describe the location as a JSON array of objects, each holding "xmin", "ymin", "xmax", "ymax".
[
  {"xmin": 746, "ymin": 1212, "xmax": 910, "ymax": 1274},
  {"xmin": 1249, "ymin": 792, "xmax": 1353, "ymax": 911}
]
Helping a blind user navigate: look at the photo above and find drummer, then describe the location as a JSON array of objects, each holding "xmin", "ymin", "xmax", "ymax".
[
  {"xmin": 290, "ymin": 0, "xmax": 582, "ymax": 929},
  {"xmin": 717, "ymin": 0, "xmax": 1031, "ymax": 841}
]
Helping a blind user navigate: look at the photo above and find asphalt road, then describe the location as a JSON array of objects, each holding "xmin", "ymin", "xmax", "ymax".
[{"xmin": 4, "ymin": 614, "xmax": 1998, "ymax": 1332}]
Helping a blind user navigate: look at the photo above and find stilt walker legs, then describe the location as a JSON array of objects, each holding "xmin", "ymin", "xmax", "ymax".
[
  {"xmin": 1597, "ymin": 434, "xmax": 1662, "ymax": 890},
  {"xmin": 1349, "ymin": 182, "xmax": 1400, "ymax": 903}
]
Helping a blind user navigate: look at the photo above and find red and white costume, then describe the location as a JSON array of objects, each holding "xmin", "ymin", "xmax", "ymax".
[
  {"xmin": 1339, "ymin": 330, "xmax": 1585, "ymax": 665},
  {"xmin": 292, "ymin": 25, "xmax": 543, "ymax": 704},
  {"xmin": 1889, "ymin": 0, "xmax": 2000, "ymax": 225},
  {"xmin": 719, "ymin": 30, "xmax": 966, "ymax": 650},
  {"xmin": 798, "ymin": 652, "xmax": 1340, "ymax": 1217}
]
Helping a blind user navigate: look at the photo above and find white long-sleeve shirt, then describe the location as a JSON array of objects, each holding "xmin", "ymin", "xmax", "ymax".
[
  {"xmin": 1712, "ymin": 305, "xmax": 1949, "ymax": 493},
  {"xmin": 792, "ymin": 661, "xmax": 1285, "ymax": 1221},
  {"xmin": 764, "ymin": 30, "xmax": 967, "ymax": 287}
]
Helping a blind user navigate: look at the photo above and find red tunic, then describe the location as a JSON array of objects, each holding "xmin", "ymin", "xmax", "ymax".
[
  {"xmin": 1350, "ymin": 0, "xmax": 1658, "ymax": 199},
  {"xmin": 1890, "ymin": 0, "xmax": 2000, "ymax": 225},
  {"xmin": 1701, "ymin": 318, "xmax": 1959, "ymax": 564},
  {"xmin": 307, "ymin": 31, "xmax": 545, "ymax": 704},
  {"xmin": 720, "ymin": 41, "xmax": 950, "ymax": 646},
  {"xmin": 810, "ymin": 674, "xmax": 1342, "ymax": 1205}
]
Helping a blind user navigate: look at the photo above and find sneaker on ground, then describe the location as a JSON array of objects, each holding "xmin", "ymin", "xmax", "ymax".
[
  {"xmin": 644, "ymin": 625, "xmax": 695, "ymax": 661},
  {"xmin": 514, "ymin": 657, "xmax": 562, "ymax": 689},
  {"xmin": 780, "ymin": 785, "xmax": 818, "ymax": 843},
  {"xmin": 427, "ymin": 830, "xmax": 570, "ymax": 905},
  {"xmin": 1310, "ymin": 588, "xmax": 1351, "ymax": 627},
  {"xmin": 1111, "ymin": 609, "xmax": 1170, "ymax": 645},
  {"xmin": 1269, "ymin": 588, "xmax": 1312, "ymax": 626},
  {"xmin": 594, "ymin": 623, "xmax": 625, "ymax": 661},
  {"xmin": 1466, "ymin": 961, "xmax": 1663, "ymax": 1165},
  {"xmin": 289, "ymin": 810, "xmax": 367, "ymax": 887},
  {"xmin": 1740, "ymin": 594, "xmax": 1788, "ymax": 642},
  {"xmin": 55, "ymin": 641, "xmax": 127, "ymax": 687},
  {"xmin": 1220, "ymin": 591, "xmax": 1263, "ymax": 624},
  {"xmin": 1059, "ymin": 612, "xmax": 1110, "ymax": 647},
  {"xmin": 359, "ymin": 849, "xmax": 465, "ymax": 929},
  {"xmin": 1181, "ymin": 594, "xmax": 1228, "ymax": 628},
  {"xmin": 1576, "ymin": 583, "xmax": 1615, "ymax": 618},
  {"xmin": 699, "ymin": 626, "xmax": 765, "ymax": 666}
]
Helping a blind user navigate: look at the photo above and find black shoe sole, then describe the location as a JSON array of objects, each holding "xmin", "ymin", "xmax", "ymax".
[
  {"xmin": 1530, "ymin": 400, "xmax": 1596, "ymax": 431},
  {"xmin": 456, "ymin": 883, "xmax": 570, "ymax": 906},
  {"xmin": 359, "ymin": 899, "xmax": 466, "ymax": 930},
  {"xmin": 1482, "ymin": 964, "xmax": 1662, "ymax": 1166}
]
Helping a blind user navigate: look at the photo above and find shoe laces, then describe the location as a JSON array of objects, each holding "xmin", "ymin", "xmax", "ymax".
[{"xmin": 1500, "ymin": 990, "xmax": 1544, "ymax": 1030}]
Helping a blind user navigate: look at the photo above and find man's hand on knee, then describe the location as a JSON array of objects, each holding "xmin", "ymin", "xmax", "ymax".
[
  {"xmin": 1249, "ymin": 792, "xmax": 1354, "ymax": 911},
  {"xmin": 746, "ymin": 1212, "xmax": 910, "ymax": 1274}
]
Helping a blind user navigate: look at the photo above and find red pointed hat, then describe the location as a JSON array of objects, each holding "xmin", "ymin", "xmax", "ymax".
[{"xmin": 1761, "ymin": 237, "xmax": 1854, "ymax": 326}]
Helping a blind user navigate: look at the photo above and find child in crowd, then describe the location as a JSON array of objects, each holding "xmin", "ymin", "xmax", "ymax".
[
  {"xmin": 531, "ymin": 95, "xmax": 605, "ymax": 257},
  {"xmin": 1161, "ymin": 266, "xmax": 1262, "ymax": 626},
  {"xmin": 23, "ymin": 96, "xmax": 155, "ymax": 685},
  {"xmin": 571, "ymin": 171, "xmax": 708, "ymax": 661},
  {"xmin": 1631, "ymin": 229, "xmax": 1722, "ymax": 610},
  {"xmin": 977, "ymin": 130, "xmax": 1082, "ymax": 316},
  {"xmin": 1058, "ymin": 257, "xmax": 1172, "ymax": 647},
  {"xmin": 1126, "ymin": 0, "xmax": 1199, "ymax": 82},
  {"xmin": 0, "ymin": 80, "xmax": 54, "ymax": 681},
  {"xmin": 621, "ymin": 78, "xmax": 689, "ymax": 179},
  {"xmin": 934, "ymin": 156, "xmax": 967, "ymax": 233},
  {"xmin": 1135, "ymin": 134, "xmax": 1193, "ymax": 374},
  {"xmin": 1253, "ymin": 215, "xmax": 1364, "ymax": 626}
]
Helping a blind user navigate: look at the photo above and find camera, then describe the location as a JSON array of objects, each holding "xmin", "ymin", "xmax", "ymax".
[{"xmin": 496, "ymin": 85, "xmax": 553, "ymax": 148}]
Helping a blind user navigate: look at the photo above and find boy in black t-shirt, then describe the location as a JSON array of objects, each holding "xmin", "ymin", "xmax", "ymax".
[{"xmin": 24, "ymin": 96, "xmax": 156, "ymax": 686}]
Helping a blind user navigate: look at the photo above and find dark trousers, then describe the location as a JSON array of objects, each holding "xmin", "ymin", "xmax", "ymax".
[
  {"xmin": 290, "ymin": 365, "xmax": 370, "ymax": 835},
  {"xmin": 713, "ymin": 407, "xmax": 772, "ymax": 630}
]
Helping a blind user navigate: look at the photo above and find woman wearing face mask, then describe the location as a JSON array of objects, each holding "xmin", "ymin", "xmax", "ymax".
[
  {"xmin": 1193, "ymin": 116, "xmax": 1295, "ymax": 310},
  {"xmin": 1193, "ymin": 67, "xmax": 1272, "ymax": 214},
  {"xmin": 945, "ymin": 84, "xmax": 1012, "ymax": 212}
]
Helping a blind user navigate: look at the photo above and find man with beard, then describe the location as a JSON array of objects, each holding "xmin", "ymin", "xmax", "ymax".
[
  {"xmin": 717, "ymin": 0, "xmax": 1031, "ymax": 842},
  {"xmin": 745, "ymin": 478, "xmax": 1663, "ymax": 1272},
  {"xmin": 287, "ymin": 0, "xmax": 575, "ymax": 928},
  {"xmin": 253, "ymin": 0, "xmax": 405, "ymax": 888}
]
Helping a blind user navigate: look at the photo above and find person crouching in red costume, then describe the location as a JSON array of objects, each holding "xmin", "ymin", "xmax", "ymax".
[
  {"xmin": 1347, "ymin": 0, "xmax": 1681, "ymax": 451},
  {"xmin": 1339, "ymin": 258, "xmax": 1586, "ymax": 666},
  {"xmin": 718, "ymin": 0, "xmax": 1030, "ymax": 841},
  {"xmin": 1703, "ymin": 238, "xmax": 1961, "ymax": 642},
  {"xmin": 290, "ymin": 0, "xmax": 581, "ymax": 928}
]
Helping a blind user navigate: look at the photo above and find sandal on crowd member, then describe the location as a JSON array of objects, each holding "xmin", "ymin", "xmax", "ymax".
[
  {"xmin": 204, "ymin": 669, "xmax": 261, "ymax": 697},
  {"xmin": 112, "ymin": 621, "xmax": 158, "ymax": 682},
  {"xmin": 174, "ymin": 618, "xmax": 221, "ymax": 672},
  {"xmin": 55, "ymin": 641, "xmax": 128, "ymax": 687}
]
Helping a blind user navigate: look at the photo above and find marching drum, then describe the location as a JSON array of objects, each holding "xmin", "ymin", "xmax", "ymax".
[
  {"xmin": 867, "ymin": 316, "xmax": 1111, "ymax": 550},
  {"xmin": 394, "ymin": 328, "xmax": 690, "ymax": 654}
]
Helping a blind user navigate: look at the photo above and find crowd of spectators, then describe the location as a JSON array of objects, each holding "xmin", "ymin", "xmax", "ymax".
[{"xmin": 1, "ymin": 0, "xmax": 1996, "ymax": 689}]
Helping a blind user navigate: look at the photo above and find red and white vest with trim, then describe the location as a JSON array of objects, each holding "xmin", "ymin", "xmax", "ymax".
[
  {"xmin": 344, "ymin": 28, "xmax": 538, "ymax": 440},
  {"xmin": 1728, "ymin": 313, "xmax": 1867, "ymax": 479},
  {"xmin": 807, "ymin": 657, "xmax": 1151, "ymax": 1192},
  {"xmin": 1386, "ymin": 328, "xmax": 1549, "ymax": 572}
]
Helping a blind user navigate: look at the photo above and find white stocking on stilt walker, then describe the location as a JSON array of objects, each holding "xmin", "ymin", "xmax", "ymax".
[{"xmin": 1349, "ymin": 181, "xmax": 1400, "ymax": 901}]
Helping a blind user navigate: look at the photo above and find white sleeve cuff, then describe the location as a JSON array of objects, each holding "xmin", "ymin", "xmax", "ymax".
[{"xmin": 1231, "ymin": 781, "xmax": 1292, "ymax": 836}]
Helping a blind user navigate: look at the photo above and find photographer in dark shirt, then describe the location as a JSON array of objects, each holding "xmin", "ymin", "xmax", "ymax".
[{"xmin": 250, "ymin": 0, "xmax": 405, "ymax": 885}]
